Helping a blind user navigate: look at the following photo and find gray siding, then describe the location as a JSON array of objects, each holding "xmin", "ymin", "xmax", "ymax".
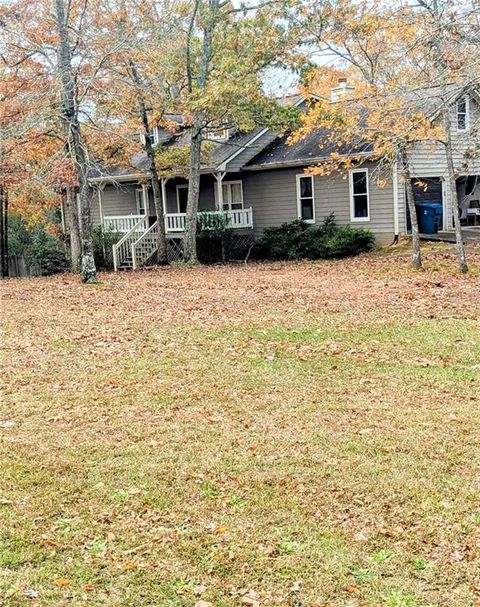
[
  {"xmin": 243, "ymin": 163, "xmax": 401, "ymax": 241},
  {"xmin": 407, "ymin": 96, "xmax": 480, "ymax": 229},
  {"xmin": 409, "ymin": 96, "xmax": 480, "ymax": 178},
  {"xmin": 100, "ymin": 183, "xmax": 139, "ymax": 220}
]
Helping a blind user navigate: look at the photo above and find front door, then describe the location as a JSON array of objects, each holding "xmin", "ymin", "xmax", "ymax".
[{"xmin": 176, "ymin": 185, "xmax": 188, "ymax": 213}]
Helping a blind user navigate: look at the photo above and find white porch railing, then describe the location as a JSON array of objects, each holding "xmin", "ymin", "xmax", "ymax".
[
  {"xmin": 104, "ymin": 215, "xmax": 146, "ymax": 233},
  {"xmin": 166, "ymin": 207, "xmax": 253, "ymax": 233}
]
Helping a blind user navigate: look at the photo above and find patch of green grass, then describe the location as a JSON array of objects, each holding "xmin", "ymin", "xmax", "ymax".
[
  {"xmin": 385, "ymin": 590, "xmax": 418, "ymax": 607},
  {"xmin": 277, "ymin": 539, "xmax": 302, "ymax": 555},
  {"xmin": 52, "ymin": 339, "xmax": 79, "ymax": 351},
  {"xmin": 372, "ymin": 549, "xmax": 397, "ymax": 563},
  {"xmin": 199, "ymin": 482, "xmax": 220, "ymax": 498},
  {"xmin": 411, "ymin": 557, "xmax": 429, "ymax": 570}
]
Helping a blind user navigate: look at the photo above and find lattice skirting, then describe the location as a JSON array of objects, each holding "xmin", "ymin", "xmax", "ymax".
[
  {"xmin": 143, "ymin": 234, "xmax": 256, "ymax": 266},
  {"xmin": 221, "ymin": 234, "xmax": 256, "ymax": 261}
]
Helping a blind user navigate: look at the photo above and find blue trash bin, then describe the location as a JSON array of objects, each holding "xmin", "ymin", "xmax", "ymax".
[{"xmin": 416, "ymin": 202, "xmax": 443, "ymax": 234}]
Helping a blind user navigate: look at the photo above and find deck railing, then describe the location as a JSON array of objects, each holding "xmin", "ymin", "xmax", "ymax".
[
  {"xmin": 104, "ymin": 215, "xmax": 146, "ymax": 233},
  {"xmin": 165, "ymin": 207, "xmax": 253, "ymax": 233}
]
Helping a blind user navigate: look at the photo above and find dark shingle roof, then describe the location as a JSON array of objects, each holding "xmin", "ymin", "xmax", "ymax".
[
  {"xmin": 246, "ymin": 129, "xmax": 372, "ymax": 169},
  {"xmin": 88, "ymin": 127, "xmax": 270, "ymax": 180}
]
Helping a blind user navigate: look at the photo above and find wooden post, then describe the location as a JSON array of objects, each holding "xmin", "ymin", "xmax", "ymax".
[
  {"xmin": 97, "ymin": 184, "xmax": 105, "ymax": 228},
  {"xmin": 142, "ymin": 183, "xmax": 149, "ymax": 217}
]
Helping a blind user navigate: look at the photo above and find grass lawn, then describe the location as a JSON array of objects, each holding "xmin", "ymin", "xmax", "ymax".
[{"xmin": 1, "ymin": 245, "xmax": 479, "ymax": 607}]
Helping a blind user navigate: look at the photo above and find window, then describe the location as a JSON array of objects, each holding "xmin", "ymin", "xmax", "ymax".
[
  {"xmin": 296, "ymin": 175, "xmax": 315, "ymax": 222},
  {"xmin": 135, "ymin": 188, "xmax": 147, "ymax": 215},
  {"xmin": 204, "ymin": 128, "xmax": 229, "ymax": 141},
  {"xmin": 217, "ymin": 180, "xmax": 244, "ymax": 211},
  {"xmin": 140, "ymin": 126, "xmax": 161, "ymax": 146},
  {"xmin": 349, "ymin": 169, "xmax": 370, "ymax": 221},
  {"xmin": 176, "ymin": 184, "xmax": 188, "ymax": 213},
  {"xmin": 457, "ymin": 96, "xmax": 469, "ymax": 131},
  {"xmin": 139, "ymin": 132, "xmax": 155, "ymax": 146}
]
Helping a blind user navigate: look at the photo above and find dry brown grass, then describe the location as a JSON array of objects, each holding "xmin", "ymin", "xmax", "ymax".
[{"xmin": 1, "ymin": 246, "xmax": 479, "ymax": 607}]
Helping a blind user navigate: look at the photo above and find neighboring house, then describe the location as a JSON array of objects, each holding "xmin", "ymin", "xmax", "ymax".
[{"xmin": 62, "ymin": 83, "xmax": 479, "ymax": 269}]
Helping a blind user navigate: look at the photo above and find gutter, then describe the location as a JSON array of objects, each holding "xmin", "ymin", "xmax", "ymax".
[
  {"xmin": 89, "ymin": 173, "xmax": 147, "ymax": 185},
  {"xmin": 243, "ymin": 152, "xmax": 373, "ymax": 172},
  {"xmin": 88, "ymin": 166, "xmax": 217, "ymax": 186}
]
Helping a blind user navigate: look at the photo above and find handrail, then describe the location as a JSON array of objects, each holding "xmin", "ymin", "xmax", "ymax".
[
  {"xmin": 133, "ymin": 220, "xmax": 158, "ymax": 246},
  {"xmin": 112, "ymin": 215, "xmax": 147, "ymax": 271},
  {"xmin": 131, "ymin": 221, "xmax": 159, "ymax": 270}
]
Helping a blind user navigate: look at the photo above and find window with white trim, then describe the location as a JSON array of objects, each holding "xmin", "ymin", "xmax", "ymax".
[
  {"xmin": 296, "ymin": 175, "xmax": 315, "ymax": 222},
  {"xmin": 217, "ymin": 180, "xmax": 244, "ymax": 211},
  {"xmin": 204, "ymin": 128, "xmax": 230, "ymax": 141},
  {"xmin": 135, "ymin": 188, "xmax": 147, "ymax": 215},
  {"xmin": 176, "ymin": 184, "xmax": 188, "ymax": 213},
  {"xmin": 457, "ymin": 96, "xmax": 469, "ymax": 131},
  {"xmin": 139, "ymin": 126, "xmax": 161, "ymax": 146},
  {"xmin": 349, "ymin": 169, "xmax": 370, "ymax": 221}
]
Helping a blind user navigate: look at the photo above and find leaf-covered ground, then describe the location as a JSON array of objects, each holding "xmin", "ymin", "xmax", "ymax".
[{"xmin": 1, "ymin": 245, "xmax": 480, "ymax": 607}]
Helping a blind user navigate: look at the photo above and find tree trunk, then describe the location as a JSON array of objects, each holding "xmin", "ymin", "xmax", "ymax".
[
  {"xmin": 400, "ymin": 148, "xmax": 422, "ymax": 269},
  {"xmin": 67, "ymin": 186, "xmax": 82, "ymax": 273},
  {"xmin": 54, "ymin": 0, "xmax": 97, "ymax": 283},
  {"xmin": 442, "ymin": 111, "xmax": 468, "ymax": 273},
  {"xmin": 128, "ymin": 59, "xmax": 167, "ymax": 265},
  {"xmin": 151, "ymin": 177, "xmax": 167, "ymax": 264},
  {"xmin": 428, "ymin": 0, "xmax": 468, "ymax": 273},
  {"xmin": 183, "ymin": 128, "xmax": 202, "ymax": 263},
  {"xmin": 0, "ymin": 185, "xmax": 8, "ymax": 278},
  {"xmin": 183, "ymin": 2, "xmax": 216, "ymax": 263}
]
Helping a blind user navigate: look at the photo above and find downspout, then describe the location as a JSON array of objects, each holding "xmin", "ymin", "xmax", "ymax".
[{"xmin": 391, "ymin": 161, "xmax": 400, "ymax": 244}]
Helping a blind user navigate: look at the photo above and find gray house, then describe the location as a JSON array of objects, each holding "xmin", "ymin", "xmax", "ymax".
[{"xmin": 67, "ymin": 83, "xmax": 480, "ymax": 269}]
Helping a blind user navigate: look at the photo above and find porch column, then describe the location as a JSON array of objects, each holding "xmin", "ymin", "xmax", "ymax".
[
  {"xmin": 442, "ymin": 177, "xmax": 452, "ymax": 230},
  {"xmin": 161, "ymin": 178, "xmax": 169, "ymax": 216},
  {"xmin": 214, "ymin": 171, "xmax": 226, "ymax": 211},
  {"xmin": 97, "ymin": 183, "xmax": 105, "ymax": 227},
  {"xmin": 392, "ymin": 162, "xmax": 399, "ymax": 237},
  {"xmin": 142, "ymin": 183, "xmax": 149, "ymax": 216}
]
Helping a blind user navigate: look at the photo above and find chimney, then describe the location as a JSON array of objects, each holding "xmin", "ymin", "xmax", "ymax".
[{"xmin": 331, "ymin": 78, "xmax": 355, "ymax": 102}]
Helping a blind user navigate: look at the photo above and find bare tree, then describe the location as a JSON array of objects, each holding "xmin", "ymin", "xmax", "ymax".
[
  {"xmin": 128, "ymin": 60, "xmax": 168, "ymax": 265},
  {"xmin": 54, "ymin": 0, "xmax": 97, "ymax": 282}
]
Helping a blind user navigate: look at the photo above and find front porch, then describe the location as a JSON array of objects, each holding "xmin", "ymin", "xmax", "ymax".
[
  {"xmin": 419, "ymin": 227, "xmax": 480, "ymax": 244},
  {"xmin": 103, "ymin": 207, "xmax": 254, "ymax": 234},
  {"xmin": 107, "ymin": 207, "xmax": 254, "ymax": 271}
]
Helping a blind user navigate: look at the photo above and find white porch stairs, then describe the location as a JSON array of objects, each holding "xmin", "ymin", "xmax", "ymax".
[{"xmin": 112, "ymin": 216, "xmax": 155, "ymax": 271}]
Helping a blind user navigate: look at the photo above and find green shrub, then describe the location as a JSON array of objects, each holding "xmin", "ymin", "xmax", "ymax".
[
  {"xmin": 7, "ymin": 214, "xmax": 69, "ymax": 275},
  {"xmin": 196, "ymin": 212, "xmax": 229, "ymax": 263},
  {"xmin": 92, "ymin": 226, "xmax": 121, "ymax": 270},
  {"xmin": 254, "ymin": 219, "xmax": 309, "ymax": 260},
  {"xmin": 255, "ymin": 214, "xmax": 375, "ymax": 261},
  {"xmin": 28, "ymin": 226, "xmax": 69, "ymax": 275},
  {"xmin": 320, "ymin": 225, "xmax": 376, "ymax": 258}
]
